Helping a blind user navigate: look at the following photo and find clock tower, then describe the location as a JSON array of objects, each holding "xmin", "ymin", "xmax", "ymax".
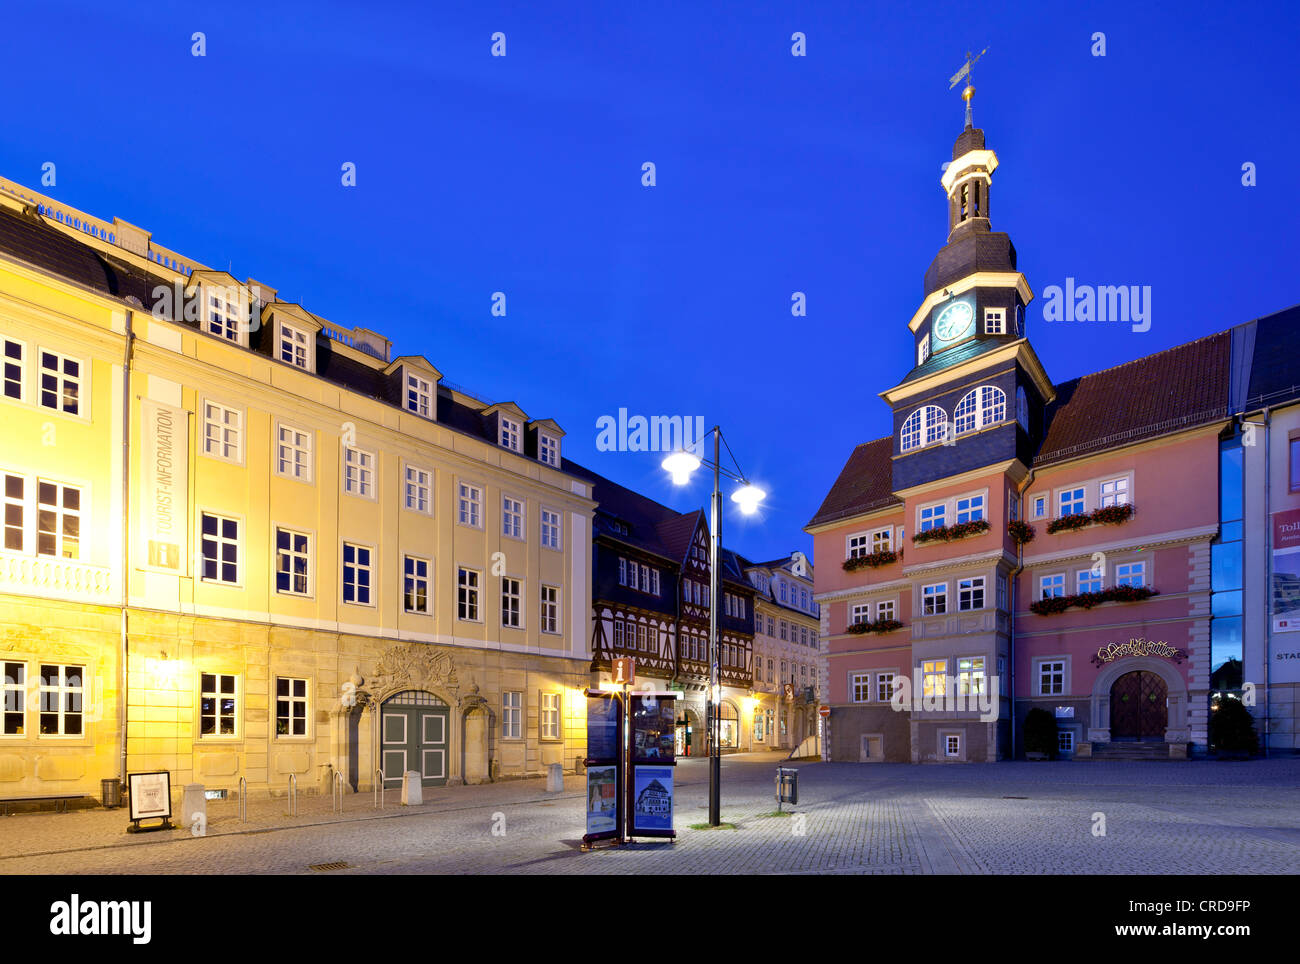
[{"xmin": 880, "ymin": 97, "xmax": 1055, "ymax": 492}]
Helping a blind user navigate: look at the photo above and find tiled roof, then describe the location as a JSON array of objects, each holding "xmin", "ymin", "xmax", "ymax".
[
  {"xmin": 1034, "ymin": 333, "xmax": 1231, "ymax": 466},
  {"xmin": 805, "ymin": 437, "xmax": 900, "ymax": 528}
]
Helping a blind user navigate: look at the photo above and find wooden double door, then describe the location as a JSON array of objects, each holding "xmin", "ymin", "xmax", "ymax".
[
  {"xmin": 1109, "ymin": 671, "xmax": 1168, "ymax": 740},
  {"xmin": 381, "ymin": 691, "xmax": 450, "ymax": 787}
]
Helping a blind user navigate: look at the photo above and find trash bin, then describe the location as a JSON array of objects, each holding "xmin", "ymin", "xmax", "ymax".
[
  {"xmin": 101, "ymin": 778, "xmax": 122, "ymax": 809},
  {"xmin": 775, "ymin": 767, "xmax": 798, "ymax": 806}
]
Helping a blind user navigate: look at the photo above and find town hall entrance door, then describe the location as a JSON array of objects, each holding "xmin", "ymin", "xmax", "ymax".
[
  {"xmin": 1109, "ymin": 671, "xmax": 1168, "ymax": 740},
  {"xmin": 381, "ymin": 691, "xmax": 450, "ymax": 787}
]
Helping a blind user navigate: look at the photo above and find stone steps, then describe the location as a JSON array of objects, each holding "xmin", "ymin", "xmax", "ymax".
[{"xmin": 1088, "ymin": 741, "xmax": 1173, "ymax": 761}]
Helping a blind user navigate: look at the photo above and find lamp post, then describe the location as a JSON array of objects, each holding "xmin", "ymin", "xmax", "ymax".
[{"xmin": 663, "ymin": 427, "xmax": 765, "ymax": 827}]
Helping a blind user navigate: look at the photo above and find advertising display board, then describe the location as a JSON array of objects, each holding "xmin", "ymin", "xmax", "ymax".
[
  {"xmin": 583, "ymin": 691, "xmax": 624, "ymax": 847},
  {"xmin": 627, "ymin": 692, "xmax": 678, "ymax": 838}
]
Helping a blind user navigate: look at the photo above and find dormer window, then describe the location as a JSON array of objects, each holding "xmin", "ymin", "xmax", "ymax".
[
  {"xmin": 206, "ymin": 290, "xmax": 245, "ymax": 344},
  {"xmin": 539, "ymin": 432, "xmax": 559, "ymax": 467},
  {"xmin": 406, "ymin": 373, "xmax": 434, "ymax": 418},
  {"xmin": 279, "ymin": 324, "xmax": 310, "ymax": 370},
  {"xmin": 500, "ymin": 417, "xmax": 521, "ymax": 452}
]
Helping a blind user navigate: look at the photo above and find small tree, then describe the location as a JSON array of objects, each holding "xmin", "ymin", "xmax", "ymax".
[
  {"xmin": 1023, "ymin": 707, "xmax": 1058, "ymax": 759},
  {"xmin": 1209, "ymin": 697, "xmax": 1259, "ymax": 756}
]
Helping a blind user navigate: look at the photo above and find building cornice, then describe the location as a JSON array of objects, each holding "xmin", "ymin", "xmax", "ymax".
[
  {"xmin": 907, "ymin": 272, "xmax": 1033, "ymax": 333},
  {"xmin": 1019, "ymin": 524, "xmax": 1219, "ymax": 568}
]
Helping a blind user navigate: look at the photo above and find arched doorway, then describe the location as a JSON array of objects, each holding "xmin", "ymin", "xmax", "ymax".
[
  {"xmin": 717, "ymin": 700, "xmax": 739, "ymax": 749},
  {"xmin": 381, "ymin": 690, "xmax": 449, "ymax": 787},
  {"xmin": 1109, "ymin": 671, "xmax": 1168, "ymax": 740},
  {"xmin": 675, "ymin": 706, "xmax": 699, "ymax": 757}
]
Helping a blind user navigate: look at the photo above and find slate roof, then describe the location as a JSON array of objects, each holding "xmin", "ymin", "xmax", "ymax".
[
  {"xmin": 0, "ymin": 193, "xmax": 575, "ymax": 472},
  {"xmin": 899, "ymin": 335, "xmax": 1007, "ymax": 384},
  {"xmin": 806, "ymin": 437, "xmax": 900, "ymax": 528}
]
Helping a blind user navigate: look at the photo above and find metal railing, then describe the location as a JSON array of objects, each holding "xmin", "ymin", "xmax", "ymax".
[
  {"xmin": 373, "ymin": 768, "xmax": 384, "ymax": 809},
  {"xmin": 238, "ymin": 776, "xmax": 247, "ymax": 823},
  {"xmin": 287, "ymin": 773, "xmax": 297, "ymax": 817},
  {"xmin": 332, "ymin": 771, "xmax": 344, "ymax": 813}
]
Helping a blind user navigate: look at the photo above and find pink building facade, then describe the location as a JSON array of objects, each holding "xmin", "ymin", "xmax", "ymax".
[{"xmin": 804, "ymin": 111, "xmax": 1284, "ymax": 761}]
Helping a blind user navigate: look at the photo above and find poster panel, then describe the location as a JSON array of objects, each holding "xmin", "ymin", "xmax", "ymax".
[
  {"xmin": 139, "ymin": 399, "xmax": 188, "ymax": 574},
  {"xmin": 585, "ymin": 765, "xmax": 618, "ymax": 835},
  {"xmin": 630, "ymin": 693, "xmax": 677, "ymax": 763},
  {"xmin": 631, "ymin": 766, "xmax": 673, "ymax": 834},
  {"xmin": 127, "ymin": 771, "xmax": 172, "ymax": 821},
  {"xmin": 586, "ymin": 693, "xmax": 621, "ymax": 762}
]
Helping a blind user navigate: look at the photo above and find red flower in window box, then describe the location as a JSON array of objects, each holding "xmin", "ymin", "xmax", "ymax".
[
  {"xmin": 842, "ymin": 548, "xmax": 902, "ymax": 572},
  {"xmin": 1007, "ymin": 520, "xmax": 1036, "ymax": 544}
]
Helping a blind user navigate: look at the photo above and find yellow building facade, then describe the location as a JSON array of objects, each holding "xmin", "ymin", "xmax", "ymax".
[{"xmin": 0, "ymin": 176, "xmax": 594, "ymax": 804}]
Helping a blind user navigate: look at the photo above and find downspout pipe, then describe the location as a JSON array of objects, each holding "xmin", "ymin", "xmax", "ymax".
[
  {"xmin": 119, "ymin": 309, "xmax": 134, "ymax": 784},
  {"xmin": 1010, "ymin": 468, "xmax": 1035, "ymax": 759}
]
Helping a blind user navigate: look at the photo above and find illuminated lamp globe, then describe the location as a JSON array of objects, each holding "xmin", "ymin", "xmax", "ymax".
[
  {"xmin": 662, "ymin": 450, "xmax": 701, "ymax": 486},
  {"xmin": 731, "ymin": 484, "xmax": 766, "ymax": 515}
]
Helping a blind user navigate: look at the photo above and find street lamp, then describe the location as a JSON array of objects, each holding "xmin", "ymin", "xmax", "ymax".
[{"xmin": 662, "ymin": 426, "xmax": 766, "ymax": 826}]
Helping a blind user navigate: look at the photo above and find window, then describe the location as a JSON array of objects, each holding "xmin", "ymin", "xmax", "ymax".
[
  {"xmin": 37, "ymin": 481, "xmax": 80, "ymax": 559},
  {"xmin": 876, "ymin": 600, "xmax": 895, "ymax": 621},
  {"xmin": 996, "ymin": 574, "xmax": 1008, "ymax": 611},
  {"xmin": 502, "ymin": 692, "xmax": 521, "ymax": 739},
  {"xmin": 650, "ymin": 569, "xmax": 660, "ymax": 595},
  {"xmin": 3, "ymin": 338, "xmax": 24, "ymax": 401},
  {"xmin": 39, "ymin": 350, "xmax": 81, "ymax": 415},
  {"xmin": 852, "ymin": 673, "xmax": 871, "ymax": 703},
  {"xmin": 779, "ymin": 583, "xmax": 787, "ymax": 602},
  {"xmin": 922, "ymin": 660, "xmax": 947, "ymax": 700},
  {"xmin": 850, "ymin": 603, "xmax": 870, "ymax": 625},
  {"xmin": 275, "ymin": 528, "xmax": 310, "ymax": 596},
  {"xmin": 1116, "ymin": 562, "xmax": 1145, "ymax": 588},
  {"xmin": 199, "ymin": 672, "xmax": 237, "ymax": 737},
  {"xmin": 984, "ymin": 308, "xmax": 1006, "ymax": 334},
  {"xmin": 343, "ymin": 447, "xmax": 375, "ymax": 498},
  {"xmin": 539, "ymin": 433, "xmax": 560, "ymax": 467},
  {"xmin": 501, "ymin": 577, "xmax": 522, "ymax": 628},
  {"xmin": 275, "ymin": 677, "xmax": 308, "ymax": 736},
  {"xmin": 540, "ymin": 585, "xmax": 559, "ymax": 633},
  {"xmin": 342, "ymin": 543, "xmax": 372, "ymax": 604},
  {"xmin": 917, "ymin": 333, "xmax": 930, "ymax": 366},
  {"xmin": 1100, "ymin": 478, "xmax": 1129, "ymax": 507},
  {"xmin": 870, "ymin": 528, "xmax": 892, "ymax": 552},
  {"xmin": 1039, "ymin": 661, "xmax": 1065, "ymax": 696},
  {"xmin": 405, "ymin": 373, "xmax": 434, "ymax": 417},
  {"xmin": 404, "ymin": 465, "xmax": 431, "ymax": 513},
  {"xmin": 800, "ymin": 626, "xmax": 807, "ymax": 645},
  {"xmin": 754, "ymin": 710, "xmax": 765, "ymax": 741},
  {"xmin": 1292, "ymin": 437, "xmax": 1300, "ymax": 492},
  {"xmin": 3, "ymin": 662, "xmax": 24, "ymax": 734},
  {"xmin": 1039, "ymin": 574, "xmax": 1064, "ymax": 599},
  {"xmin": 205, "ymin": 290, "xmax": 243, "ymax": 342},
  {"xmin": 38, "ymin": 664, "xmax": 84, "ymax": 735},
  {"xmin": 919, "ymin": 503, "xmax": 946, "ymax": 532},
  {"xmin": 618, "ymin": 558, "xmax": 627, "ymax": 586},
  {"xmin": 847, "ymin": 533, "xmax": 870, "ymax": 559},
  {"xmin": 954, "ymin": 385, "xmax": 1007, "ymax": 435},
  {"xmin": 3, "ymin": 475, "xmax": 22, "ymax": 551},
  {"xmin": 945, "ymin": 734, "xmax": 961, "ymax": 758},
  {"xmin": 877, "ymin": 672, "xmax": 895, "ymax": 703},
  {"xmin": 499, "ymin": 417, "xmax": 521, "ymax": 452},
  {"xmin": 1058, "ymin": 730, "xmax": 1075, "ymax": 754},
  {"xmin": 955, "ymin": 494, "xmax": 985, "ymax": 524},
  {"xmin": 541, "ymin": 692, "xmax": 560, "ymax": 739},
  {"xmin": 200, "ymin": 512, "xmax": 239, "ymax": 583},
  {"xmin": 502, "ymin": 496, "xmax": 524, "ymax": 539},
  {"xmin": 276, "ymin": 424, "xmax": 312, "ymax": 481},
  {"xmin": 404, "ymin": 556, "xmax": 430, "ymax": 614},
  {"xmin": 1016, "ymin": 386, "xmax": 1029, "ymax": 430},
  {"xmin": 956, "ymin": 657, "xmax": 985, "ymax": 695},
  {"xmin": 1077, "ymin": 568, "xmax": 1102, "ymax": 594},
  {"xmin": 780, "ymin": 620, "xmax": 788, "ymax": 640},
  {"xmin": 766, "ymin": 658, "xmax": 773, "ymax": 682},
  {"xmin": 457, "ymin": 567, "xmax": 480, "ymax": 620},
  {"xmin": 202, "ymin": 402, "xmax": 241, "ymax": 461},
  {"xmin": 900, "ymin": 405, "xmax": 946, "ymax": 452},
  {"xmin": 458, "ymin": 483, "xmax": 482, "ymax": 527},
  {"xmin": 958, "ymin": 576, "xmax": 985, "ymax": 611},
  {"xmin": 1032, "ymin": 495, "xmax": 1046, "ymax": 518},
  {"xmin": 541, "ymin": 509, "xmax": 561, "ymax": 549},
  {"xmin": 279, "ymin": 325, "xmax": 309, "ymax": 369},
  {"xmin": 922, "ymin": 583, "xmax": 947, "ymax": 615},
  {"xmin": 1059, "ymin": 487, "xmax": 1085, "ymax": 516},
  {"xmin": 767, "ymin": 616, "xmax": 775, "ymax": 636}
]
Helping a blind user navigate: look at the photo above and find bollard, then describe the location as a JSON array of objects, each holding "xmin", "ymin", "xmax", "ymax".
[
  {"xmin": 238, "ymin": 776, "xmax": 247, "ymax": 822},
  {"xmin": 374, "ymin": 768, "xmax": 384, "ymax": 809},
  {"xmin": 332, "ymin": 770, "xmax": 344, "ymax": 813},
  {"xmin": 400, "ymin": 770, "xmax": 422, "ymax": 806},
  {"xmin": 181, "ymin": 783, "xmax": 206, "ymax": 835},
  {"xmin": 546, "ymin": 762, "xmax": 563, "ymax": 793},
  {"xmin": 287, "ymin": 773, "xmax": 297, "ymax": 817}
]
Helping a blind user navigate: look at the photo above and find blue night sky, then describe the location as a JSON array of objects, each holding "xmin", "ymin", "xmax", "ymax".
[{"xmin": 1, "ymin": 1, "xmax": 1295, "ymax": 562}]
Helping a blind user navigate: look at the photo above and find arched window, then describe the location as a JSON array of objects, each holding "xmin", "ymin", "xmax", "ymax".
[
  {"xmin": 954, "ymin": 386, "xmax": 1008, "ymax": 435},
  {"xmin": 901, "ymin": 405, "xmax": 947, "ymax": 452}
]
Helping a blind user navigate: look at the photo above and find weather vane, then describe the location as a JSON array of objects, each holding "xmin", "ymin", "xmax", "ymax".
[{"xmin": 948, "ymin": 46, "xmax": 988, "ymax": 128}]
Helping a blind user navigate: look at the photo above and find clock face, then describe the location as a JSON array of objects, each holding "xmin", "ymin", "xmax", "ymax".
[{"xmin": 933, "ymin": 300, "xmax": 974, "ymax": 344}]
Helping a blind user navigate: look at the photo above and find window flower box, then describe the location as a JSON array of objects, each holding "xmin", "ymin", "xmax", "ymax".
[
  {"xmin": 911, "ymin": 519, "xmax": 990, "ymax": 544},
  {"xmin": 843, "ymin": 548, "xmax": 902, "ymax": 572},
  {"xmin": 1046, "ymin": 503, "xmax": 1136, "ymax": 534},
  {"xmin": 1028, "ymin": 584, "xmax": 1158, "ymax": 616},
  {"xmin": 1045, "ymin": 512, "xmax": 1092, "ymax": 534},
  {"xmin": 1007, "ymin": 520, "xmax": 1035, "ymax": 544},
  {"xmin": 845, "ymin": 618, "xmax": 904, "ymax": 635}
]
